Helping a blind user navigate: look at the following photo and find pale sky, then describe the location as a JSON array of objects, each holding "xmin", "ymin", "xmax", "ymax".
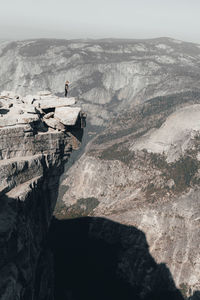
[{"xmin": 0, "ymin": 0, "xmax": 200, "ymax": 43}]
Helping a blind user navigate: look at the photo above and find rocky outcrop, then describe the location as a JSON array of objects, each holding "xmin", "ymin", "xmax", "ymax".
[
  {"xmin": 0, "ymin": 91, "xmax": 85, "ymax": 299},
  {"xmin": 56, "ymin": 91, "xmax": 200, "ymax": 298}
]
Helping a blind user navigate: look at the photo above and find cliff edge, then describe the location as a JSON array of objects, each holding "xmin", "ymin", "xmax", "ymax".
[{"xmin": 0, "ymin": 91, "xmax": 86, "ymax": 299}]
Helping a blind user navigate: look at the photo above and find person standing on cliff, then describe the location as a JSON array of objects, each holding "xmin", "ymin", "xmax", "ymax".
[{"xmin": 65, "ymin": 80, "xmax": 69, "ymax": 97}]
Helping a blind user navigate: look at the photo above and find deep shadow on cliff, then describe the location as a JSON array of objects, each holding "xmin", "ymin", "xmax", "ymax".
[{"xmin": 48, "ymin": 216, "xmax": 197, "ymax": 300}]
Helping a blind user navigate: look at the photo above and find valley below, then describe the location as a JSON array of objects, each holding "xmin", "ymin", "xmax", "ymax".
[{"xmin": 55, "ymin": 92, "xmax": 200, "ymax": 299}]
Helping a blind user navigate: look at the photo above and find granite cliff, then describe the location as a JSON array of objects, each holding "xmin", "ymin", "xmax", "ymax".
[{"xmin": 0, "ymin": 91, "xmax": 85, "ymax": 299}]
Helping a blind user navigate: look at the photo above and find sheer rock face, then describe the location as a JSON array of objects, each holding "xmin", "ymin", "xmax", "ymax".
[
  {"xmin": 0, "ymin": 92, "xmax": 84, "ymax": 300},
  {"xmin": 58, "ymin": 93, "xmax": 200, "ymax": 298},
  {"xmin": 0, "ymin": 38, "xmax": 200, "ymax": 127}
]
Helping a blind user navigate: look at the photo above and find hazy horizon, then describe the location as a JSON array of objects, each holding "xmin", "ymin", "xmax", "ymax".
[
  {"xmin": 0, "ymin": 0, "xmax": 200, "ymax": 44},
  {"xmin": 1, "ymin": 36, "xmax": 200, "ymax": 46}
]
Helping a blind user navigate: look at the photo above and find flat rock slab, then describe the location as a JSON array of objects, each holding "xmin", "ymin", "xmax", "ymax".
[
  {"xmin": 12, "ymin": 104, "xmax": 37, "ymax": 114},
  {"xmin": 17, "ymin": 113, "xmax": 39, "ymax": 124},
  {"xmin": 0, "ymin": 112, "xmax": 39, "ymax": 127},
  {"xmin": 0, "ymin": 91, "xmax": 21, "ymax": 99},
  {"xmin": 54, "ymin": 107, "xmax": 81, "ymax": 126},
  {"xmin": 37, "ymin": 90, "xmax": 52, "ymax": 96},
  {"xmin": 33, "ymin": 97, "xmax": 76, "ymax": 109},
  {"xmin": 43, "ymin": 117, "xmax": 65, "ymax": 131}
]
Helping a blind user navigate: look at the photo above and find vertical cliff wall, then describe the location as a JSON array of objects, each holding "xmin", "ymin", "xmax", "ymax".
[{"xmin": 0, "ymin": 91, "xmax": 85, "ymax": 299}]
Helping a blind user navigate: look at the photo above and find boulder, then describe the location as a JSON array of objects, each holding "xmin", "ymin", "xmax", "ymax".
[
  {"xmin": 43, "ymin": 117, "xmax": 65, "ymax": 131},
  {"xmin": 33, "ymin": 97, "xmax": 76, "ymax": 109},
  {"xmin": 54, "ymin": 107, "xmax": 81, "ymax": 126},
  {"xmin": 43, "ymin": 112, "xmax": 54, "ymax": 119}
]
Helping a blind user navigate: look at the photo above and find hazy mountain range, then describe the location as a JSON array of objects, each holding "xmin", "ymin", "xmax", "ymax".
[{"xmin": 1, "ymin": 37, "xmax": 200, "ymax": 127}]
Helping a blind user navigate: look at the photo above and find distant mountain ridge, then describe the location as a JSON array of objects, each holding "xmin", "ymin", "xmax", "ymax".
[{"xmin": 0, "ymin": 37, "xmax": 200, "ymax": 126}]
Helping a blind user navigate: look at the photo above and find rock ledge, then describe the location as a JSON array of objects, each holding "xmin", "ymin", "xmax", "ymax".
[{"xmin": 0, "ymin": 91, "xmax": 86, "ymax": 300}]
